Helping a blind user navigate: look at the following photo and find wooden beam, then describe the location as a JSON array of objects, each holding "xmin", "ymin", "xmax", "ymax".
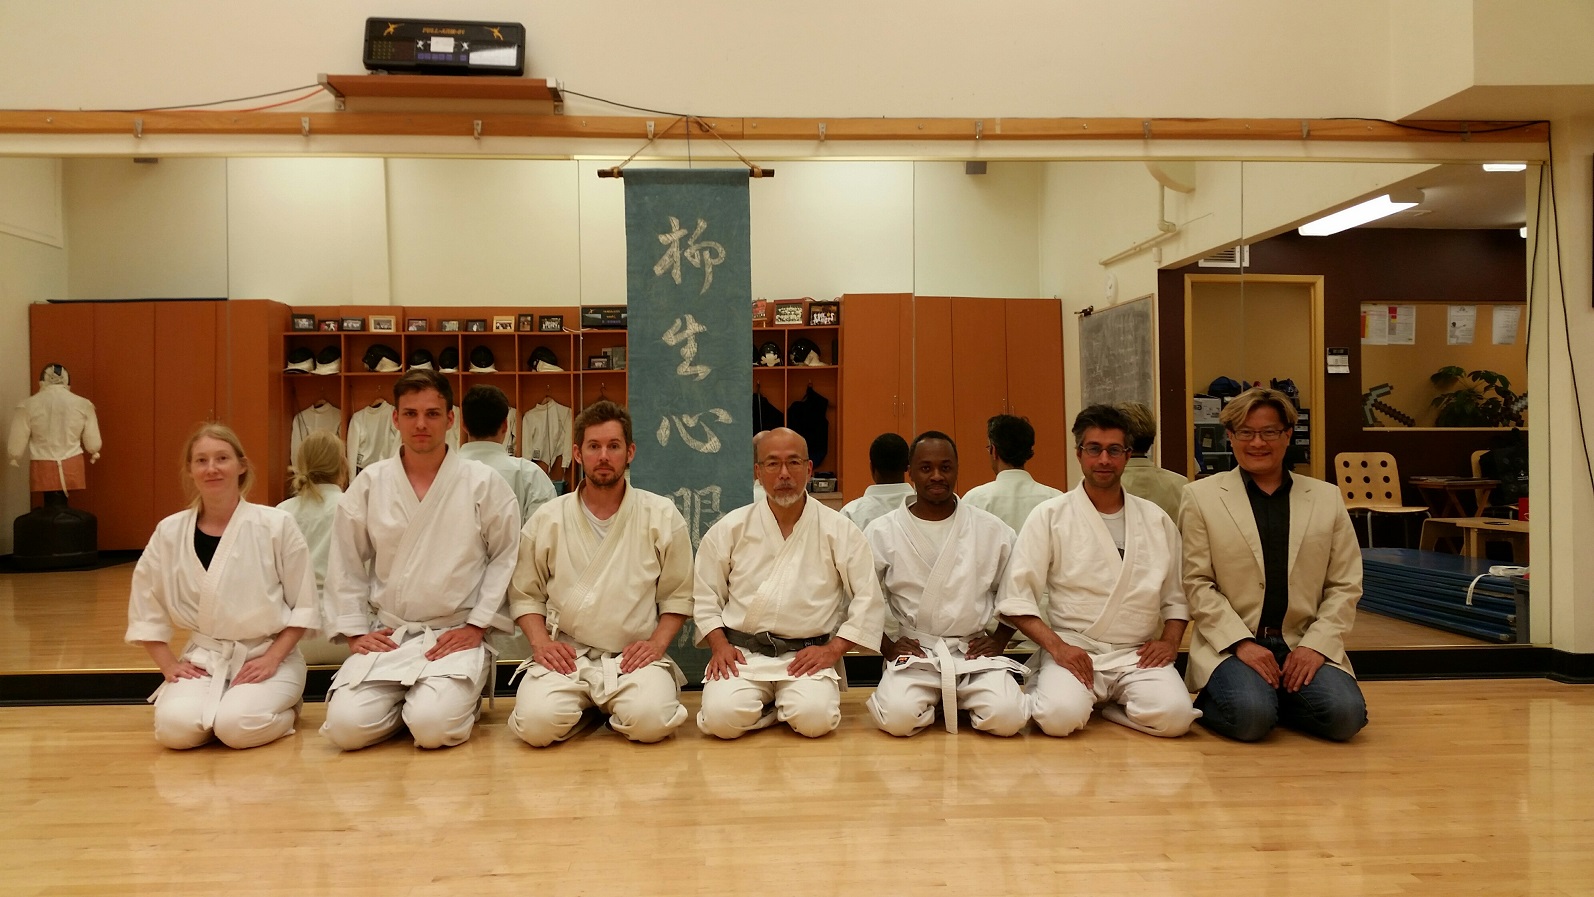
[{"xmin": 0, "ymin": 111, "xmax": 1547, "ymax": 143}]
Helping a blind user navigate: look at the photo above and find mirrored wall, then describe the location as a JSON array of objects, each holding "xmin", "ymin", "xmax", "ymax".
[{"xmin": 0, "ymin": 153, "xmax": 1536, "ymax": 675}]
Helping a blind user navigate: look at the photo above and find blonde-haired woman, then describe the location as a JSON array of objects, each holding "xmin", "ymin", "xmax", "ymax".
[
  {"xmin": 277, "ymin": 428, "xmax": 348, "ymax": 587},
  {"xmin": 126, "ymin": 423, "xmax": 320, "ymax": 749}
]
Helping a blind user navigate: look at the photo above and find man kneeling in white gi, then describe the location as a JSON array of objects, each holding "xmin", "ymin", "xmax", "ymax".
[
  {"xmin": 864, "ymin": 431, "xmax": 1028, "ymax": 737},
  {"xmin": 999, "ymin": 404, "xmax": 1200, "ymax": 738},
  {"xmin": 695, "ymin": 428, "xmax": 884, "ymax": 738},
  {"xmin": 321, "ymin": 370, "xmax": 520, "ymax": 750},
  {"xmin": 506, "ymin": 400, "xmax": 694, "ymax": 745}
]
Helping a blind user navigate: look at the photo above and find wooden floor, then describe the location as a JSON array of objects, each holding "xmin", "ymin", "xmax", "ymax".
[
  {"xmin": 0, "ymin": 561, "xmax": 1491, "ymax": 673},
  {"xmin": 1, "ymin": 681, "xmax": 1590, "ymax": 896}
]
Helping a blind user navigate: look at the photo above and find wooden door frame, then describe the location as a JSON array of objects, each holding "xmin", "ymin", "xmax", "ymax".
[{"xmin": 1183, "ymin": 273, "xmax": 1326, "ymax": 481}]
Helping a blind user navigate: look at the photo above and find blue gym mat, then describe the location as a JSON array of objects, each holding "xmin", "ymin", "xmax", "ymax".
[{"xmin": 1359, "ymin": 548, "xmax": 1525, "ymax": 643}]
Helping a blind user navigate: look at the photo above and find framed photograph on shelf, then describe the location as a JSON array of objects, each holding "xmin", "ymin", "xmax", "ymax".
[
  {"xmin": 291, "ymin": 314, "xmax": 317, "ymax": 331},
  {"xmin": 772, "ymin": 301, "xmax": 805, "ymax": 326},
  {"xmin": 318, "ymin": 318, "xmax": 340, "ymax": 332},
  {"xmin": 492, "ymin": 315, "xmax": 515, "ymax": 333},
  {"xmin": 406, "ymin": 318, "xmax": 429, "ymax": 332},
  {"xmin": 751, "ymin": 299, "xmax": 768, "ymax": 324},
  {"xmin": 538, "ymin": 314, "xmax": 565, "ymax": 332},
  {"xmin": 465, "ymin": 319, "xmax": 488, "ymax": 333},
  {"xmin": 517, "ymin": 313, "xmax": 536, "ymax": 332},
  {"xmin": 369, "ymin": 314, "xmax": 397, "ymax": 333},
  {"xmin": 340, "ymin": 317, "xmax": 364, "ymax": 332},
  {"xmin": 440, "ymin": 319, "xmax": 461, "ymax": 332},
  {"xmin": 587, "ymin": 355, "xmax": 611, "ymax": 370},
  {"xmin": 808, "ymin": 302, "xmax": 839, "ymax": 326}
]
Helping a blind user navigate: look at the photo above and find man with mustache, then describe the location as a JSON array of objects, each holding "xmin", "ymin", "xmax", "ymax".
[
  {"xmin": 694, "ymin": 427, "xmax": 884, "ymax": 738},
  {"xmin": 505, "ymin": 400, "xmax": 695, "ymax": 745},
  {"xmin": 999, "ymin": 404, "xmax": 1199, "ymax": 738}
]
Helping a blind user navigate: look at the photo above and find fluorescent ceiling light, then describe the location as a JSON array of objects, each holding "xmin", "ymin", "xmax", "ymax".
[
  {"xmin": 1483, "ymin": 163, "xmax": 1527, "ymax": 172},
  {"xmin": 1521, "ymin": 227, "xmax": 1528, "ymax": 238},
  {"xmin": 1298, "ymin": 194, "xmax": 1419, "ymax": 236}
]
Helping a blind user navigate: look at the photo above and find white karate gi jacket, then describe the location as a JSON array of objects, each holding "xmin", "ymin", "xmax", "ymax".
[
  {"xmin": 522, "ymin": 398, "xmax": 572, "ymax": 471},
  {"xmin": 962, "ymin": 469, "xmax": 1064, "ymax": 534},
  {"xmin": 7, "ymin": 381, "xmax": 102, "ymax": 488},
  {"xmin": 325, "ymin": 448, "xmax": 520, "ymax": 686},
  {"xmin": 840, "ymin": 482, "xmax": 915, "ymax": 532},
  {"xmin": 126, "ymin": 501, "xmax": 321, "ymax": 713},
  {"xmin": 997, "ymin": 486, "xmax": 1187, "ymax": 671},
  {"xmin": 456, "ymin": 440, "xmax": 556, "ymax": 525},
  {"xmin": 693, "ymin": 497, "xmax": 884, "ymax": 680},
  {"xmin": 346, "ymin": 402, "xmax": 399, "ymax": 473},
  {"xmin": 277, "ymin": 483, "xmax": 343, "ymax": 588},
  {"xmin": 289, "ymin": 402, "xmax": 341, "ymax": 465},
  {"xmin": 509, "ymin": 484, "xmax": 693, "ymax": 650}
]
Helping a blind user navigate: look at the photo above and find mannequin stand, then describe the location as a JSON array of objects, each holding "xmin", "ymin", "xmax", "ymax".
[{"xmin": 12, "ymin": 491, "xmax": 98, "ymax": 570}]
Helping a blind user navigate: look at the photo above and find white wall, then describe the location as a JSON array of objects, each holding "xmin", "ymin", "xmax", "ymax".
[
  {"xmin": 63, "ymin": 158, "xmax": 227, "ymax": 299},
  {"xmin": 914, "ymin": 162, "xmax": 1040, "ymax": 298},
  {"xmin": 228, "ymin": 157, "xmax": 390, "ymax": 305},
  {"xmin": 1, "ymin": 0, "xmax": 1399, "ymax": 119},
  {"xmin": 0, "ymin": 158, "xmax": 69, "ymax": 552}
]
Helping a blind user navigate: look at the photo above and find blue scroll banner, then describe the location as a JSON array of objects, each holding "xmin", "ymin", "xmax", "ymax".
[{"xmin": 624, "ymin": 168, "xmax": 752, "ymax": 684}]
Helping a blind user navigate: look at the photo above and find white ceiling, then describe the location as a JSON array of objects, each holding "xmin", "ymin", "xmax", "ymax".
[{"xmin": 1363, "ymin": 163, "xmax": 1527, "ymax": 230}]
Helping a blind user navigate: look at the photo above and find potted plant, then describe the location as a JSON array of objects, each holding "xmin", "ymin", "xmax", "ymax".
[{"xmin": 1429, "ymin": 366, "xmax": 1525, "ymax": 427}]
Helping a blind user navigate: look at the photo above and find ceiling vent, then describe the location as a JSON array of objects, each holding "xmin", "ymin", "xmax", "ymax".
[{"xmin": 1197, "ymin": 245, "xmax": 1249, "ymax": 268}]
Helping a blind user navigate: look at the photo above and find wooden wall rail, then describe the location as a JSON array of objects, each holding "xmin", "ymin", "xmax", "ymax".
[{"xmin": 0, "ymin": 111, "xmax": 1548, "ymax": 144}]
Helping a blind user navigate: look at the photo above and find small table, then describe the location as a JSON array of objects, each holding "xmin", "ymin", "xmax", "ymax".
[
  {"xmin": 1409, "ymin": 476, "xmax": 1499, "ymax": 518},
  {"xmin": 1421, "ymin": 516, "xmax": 1529, "ymax": 564}
]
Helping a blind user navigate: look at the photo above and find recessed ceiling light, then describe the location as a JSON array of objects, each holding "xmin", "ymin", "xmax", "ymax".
[{"xmin": 1483, "ymin": 163, "xmax": 1527, "ymax": 172}]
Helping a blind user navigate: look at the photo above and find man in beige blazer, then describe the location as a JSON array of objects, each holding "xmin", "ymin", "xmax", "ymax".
[{"xmin": 1179, "ymin": 388, "xmax": 1367, "ymax": 742}]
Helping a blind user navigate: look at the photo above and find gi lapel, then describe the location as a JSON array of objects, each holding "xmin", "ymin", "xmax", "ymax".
[
  {"xmin": 747, "ymin": 497, "xmax": 815, "ymax": 619},
  {"xmin": 559, "ymin": 483, "xmax": 635, "ymax": 628},
  {"xmin": 388, "ymin": 449, "xmax": 460, "ymax": 601},
  {"xmin": 1080, "ymin": 489, "xmax": 1137, "ymax": 643},
  {"xmin": 193, "ymin": 504, "xmax": 248, "ymax": 636},
  {"xmin": 912, "ymin": 501, "xmax": 970, "ymax": 635}
]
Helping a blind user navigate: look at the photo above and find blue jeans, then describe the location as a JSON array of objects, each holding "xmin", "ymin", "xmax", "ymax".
[{"xmin": 1195, "ymin": 637, "xmax": 1367, "ymax": 742}]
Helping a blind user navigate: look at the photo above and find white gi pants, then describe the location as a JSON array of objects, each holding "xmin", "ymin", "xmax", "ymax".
[
  {"xmin": 152, "ymin": 652, "xmax": 306, "ymax": 750},
  {"xmin": 321, "ymin": 648, "xmax": 488, "ymax": 751},
  {"xmin": 867, "ymin": 663, "xmax": 1028, "ymax": 737},
  {"xmin": 508, "ymin": 657, "xmax": 686, "ymax": 746},
  {"xmin": 1029, "ymin": 653, "xmax": 1199, "ymax": 738},
  {"xmin": 697, "ymin": 652, "xmax": 841, "ymax": 739}
]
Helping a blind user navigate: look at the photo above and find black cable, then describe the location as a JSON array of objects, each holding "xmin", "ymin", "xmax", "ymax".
[
  {"xmin": 1322, "ymin": 116, "xmax": 1547, "ymax": 135},
  {"xmin": 97, "ymin": 83, "xmax": 324, "ymax": 113},
  {"xmin": 1543, "ymin": 131, "xmax": 1594, "ymax": 493},
  {"xmin": 560, "ymin": 89, "xmax": 693, "ymax": 119}
]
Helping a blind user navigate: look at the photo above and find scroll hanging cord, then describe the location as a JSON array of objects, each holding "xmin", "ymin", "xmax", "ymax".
[{"xmin": 603, "ymin": 115, "xmax": 766, "ymax": 177}]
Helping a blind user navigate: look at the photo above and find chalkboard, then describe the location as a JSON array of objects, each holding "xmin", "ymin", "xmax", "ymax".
[{"xmin": 1079, "ymin": 295, "xmax": 1155, "ymax": 409}]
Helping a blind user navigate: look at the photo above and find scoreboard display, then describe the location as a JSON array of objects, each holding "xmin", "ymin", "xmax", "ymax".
[{"xmin": 363, "ymin": 18, "xmax": 525, "ymax": 75}]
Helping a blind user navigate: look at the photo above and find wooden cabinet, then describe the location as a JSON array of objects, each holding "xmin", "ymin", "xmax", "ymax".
[
  {"xmin": 839, "ymin": 293, "xmax": 912, "ymax": 499},
  {"xmin": 753, "ymin": 321, "xmax": 842, "ymax": 475},
  {"xmin": 29, "ymin": 299, "xmax": 284, "ymax": 550},
  {"xmin": 839, "ymin": 294, "xmax": 1066, "ymax": 499}
]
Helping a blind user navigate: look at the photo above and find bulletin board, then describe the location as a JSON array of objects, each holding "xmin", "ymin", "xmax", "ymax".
[{"xmin": 1360, "ymin": 302, "xmax": 1526, "ymax": 427}]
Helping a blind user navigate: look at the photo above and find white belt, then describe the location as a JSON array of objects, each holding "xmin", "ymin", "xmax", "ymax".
[
  {"xmin": 896, "ymin": 627, "xmax": 1025, "ymax": 734},
  {"xmin": 149, "ymin": 632, "xmax": 273, "ymax": 728}
]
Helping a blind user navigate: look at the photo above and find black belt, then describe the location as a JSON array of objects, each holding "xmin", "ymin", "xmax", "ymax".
[
  {"xmin": 1256, "ymin": 626, "xmax": 1284, "ymax": 639},
  {"xmin": 723, "ymin": 628, "xmax": 830, "ymax": 658}
]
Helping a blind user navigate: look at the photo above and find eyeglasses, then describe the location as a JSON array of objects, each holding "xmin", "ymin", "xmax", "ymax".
[
  {"xmin": 758, "ymin": 458, "xmax": 809, "ymax": 473},
  {"xmin": 1077, "ymin": 444, "xmax": 1129, "ymax": 459},
  {"xmin": 1232, "ymin": 427, "xmax": 1289, "ymax": 442}
]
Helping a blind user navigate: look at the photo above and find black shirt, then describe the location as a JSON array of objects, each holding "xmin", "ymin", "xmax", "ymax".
[
  {"xmin": 1241, "ymin": 469, "xmax": 1293, "ymax": 632},
  {"xmin": 193, "ymin": 525, "xmax": 221, "ymax": 570}
]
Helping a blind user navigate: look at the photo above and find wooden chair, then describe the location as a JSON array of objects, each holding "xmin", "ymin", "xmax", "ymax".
[
  {"xmin": 1334, "ymin": 452, "xmax": 1430, "ymax": 547},
  {"xmin": 1471, "ymin": 449, "xmax": 1521, "ymax": 519}
]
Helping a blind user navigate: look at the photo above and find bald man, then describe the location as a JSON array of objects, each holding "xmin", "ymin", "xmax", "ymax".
[{"xmin": 694, "ymin": 428, "xmax": 885, "ymax": 738}]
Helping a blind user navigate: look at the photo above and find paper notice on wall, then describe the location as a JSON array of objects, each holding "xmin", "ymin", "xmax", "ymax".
[
  {"xmin": 1388, "ymin": 305, "xmax": 1417, "ymax": 345},
  {"xmin": 1447, "ymin": 305, "xmax": 1476, "ymax": 345},
  {"xmin": 1493, "ymin": 305, "xmax": 1522, "ymax": 344},
  {"xmin": 1361, "ymin": 304, "xmax": 1389, "ymax": 345}
]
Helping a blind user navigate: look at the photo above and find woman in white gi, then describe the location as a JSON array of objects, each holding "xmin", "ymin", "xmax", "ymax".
[
  {"xmin": 277, "ymin": 428, "xmax": 348, "ymax": 665},
  {"xmin": 126, "ymin": 423, "xmax": 320, "ymax": 749},
  {"xmin": 277, "ymin": 428, "xmax": 347, "ymax": 587}
]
